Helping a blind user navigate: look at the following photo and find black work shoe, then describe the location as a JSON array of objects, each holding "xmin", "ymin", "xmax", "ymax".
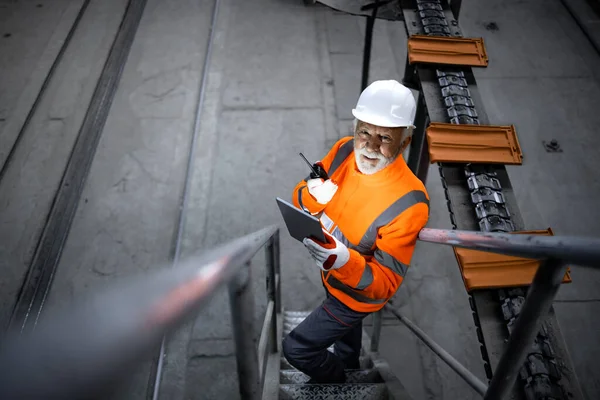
[{"xmin": 343, "ymin": 360, "xmax": 361, "ymax": 370}]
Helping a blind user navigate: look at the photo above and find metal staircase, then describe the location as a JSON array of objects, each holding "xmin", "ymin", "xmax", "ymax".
[
  {"xmin": 0, "ymin": 225, "xmax": 598, "ymax": 399},
  {"xmin": 278, "ymin": 311, "xmax": 390, "ymax": 400}
]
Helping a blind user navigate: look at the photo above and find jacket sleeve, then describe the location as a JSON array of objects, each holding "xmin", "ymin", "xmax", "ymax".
[
  {"xmin": 329, "ymin": 201, "xmax": 430, "ymax": 299},
  {"xmin": 291, "ymin": 137, "xmax": 353, "ymax": 215}
]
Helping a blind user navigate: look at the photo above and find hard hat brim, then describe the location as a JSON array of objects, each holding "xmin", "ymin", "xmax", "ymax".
[{"xmin": 352, "ymin": 109, "xmax": 415, "ymax": 129}]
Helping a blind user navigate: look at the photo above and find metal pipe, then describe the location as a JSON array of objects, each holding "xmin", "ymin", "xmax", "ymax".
[
  {"xmin": 415, "ymin": 115, "xmax": 430, "ymax": 184},
  {"xmin": 370, "ymin": 310, "xmax": 382, "ymax": 352},
  {"xmin": 418, "ymin": 228, "xmax": 600, "ymax": 268},
  {"xmin": 229, "ymin": 262, "xmax": 260, "ymax": 400},
  {"xmin": 0, "ymin": 226, "xmax": 278, "ymax": 400},
  {"xmin": 483, "ymin": 259, "xmax": 568, "ymax": 400},
  {"xmin": 384, "ymin": 303, "xmax": 488, "ymax": 396},
  {"xmin": 361, "ymin": 0, "xmax": 380, "ymax": 91}
]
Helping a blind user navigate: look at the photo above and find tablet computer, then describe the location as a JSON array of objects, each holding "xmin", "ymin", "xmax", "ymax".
[{"xmin": 276, "ymin": 197, "xmax": 326, "ymax": 243}]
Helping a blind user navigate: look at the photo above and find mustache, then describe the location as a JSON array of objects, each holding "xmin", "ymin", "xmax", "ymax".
[{"xmin": 356, "ymin": 147, "xmax": 386, "ymax": 160}]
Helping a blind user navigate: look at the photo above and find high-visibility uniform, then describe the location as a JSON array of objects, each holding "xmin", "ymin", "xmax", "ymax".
[{"xmin": 292, "ymin": 136, "xmax": 430, "ymax": 313}]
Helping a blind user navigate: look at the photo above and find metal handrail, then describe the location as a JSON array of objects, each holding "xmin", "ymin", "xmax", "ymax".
[
  {"xmin": 370, "ymin": 227, "xmax": 600, "ymax": 400},
  {"xmin": 383, "ymin": 301, "xmax": 488, "ymax": 395},
  {"xmin": 1, "ymin": 224, "xmax": 597, "ymax": 400},
  {"xmin": 0, "ymin": 225, "xmax": 281, "ymax": 400},
  {"xmin": 418, "ymin": 228, "xmax": 600, "ymax": 268}
]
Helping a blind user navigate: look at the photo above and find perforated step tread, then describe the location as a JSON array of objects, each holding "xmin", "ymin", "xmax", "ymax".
[
  {"xmin": 284, "ymin": 311, "xmax": 312, "ymax": 318},
  {"xmin": 284, "ymin": 311, "xmax": 311, "ymax": 326},
  {"xmin": 279, "ymin": 383, "xmax": 388, "ymax": 400},
  {"xmin": 280, "ymin": 369, "xmax": 383, "ymax": 384}
]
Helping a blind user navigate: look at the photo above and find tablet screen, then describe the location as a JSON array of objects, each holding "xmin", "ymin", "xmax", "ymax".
[{"xmin": 276, "ymin": 197, "xmax": 326, "ymax": 243}]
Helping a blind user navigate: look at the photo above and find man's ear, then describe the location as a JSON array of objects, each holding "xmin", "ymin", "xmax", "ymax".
[{"xmin": 401, "ymin": 136, "xmax": 412, "ymax": 151}]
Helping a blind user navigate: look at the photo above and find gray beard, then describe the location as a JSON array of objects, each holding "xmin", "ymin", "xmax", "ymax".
[{"xmin": 354, "ymin": 147, "xmax": 398, "ymax": 175}]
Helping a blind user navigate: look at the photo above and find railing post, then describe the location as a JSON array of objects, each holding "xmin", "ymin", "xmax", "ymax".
[
  {"xmin": 370, "ymin": 310, "xmax": 382, "ymax": 352},
  {"xmin": 228, "ymin": 261, "xmax": 260, "ymax": 400},
  {"xmin": 483, "ymin": 258, "xmax": 568, "ymax": 400},
  {"xmin": 265, "ymin": 235, "xmax": 279, "ymax": 352},
  {"xmin": 273, "ymin": 230, "xmax": 282, "ymax": 314}
]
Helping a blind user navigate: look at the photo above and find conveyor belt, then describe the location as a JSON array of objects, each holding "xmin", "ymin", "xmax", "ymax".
[{"xmin": 399, "ymin": 1, "xmax": 584, "ymax": 399}]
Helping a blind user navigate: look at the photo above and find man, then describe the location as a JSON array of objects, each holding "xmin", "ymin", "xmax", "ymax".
[{"xmin": 282, "ymin": 80, "xmax": 430, "ymax": 383}]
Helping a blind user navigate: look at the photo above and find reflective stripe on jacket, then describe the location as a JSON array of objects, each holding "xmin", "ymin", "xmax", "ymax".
[{"xmin": 292, "ymin": 136, "xmax": 430, "ymax": 313}]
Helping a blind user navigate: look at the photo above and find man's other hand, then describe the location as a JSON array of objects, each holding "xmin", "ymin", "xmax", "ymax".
[
  {"xmin": 303, "ymin": 230, "xmax": 349, "ymax": 271},
  {"xmin": 307, "ymin": 178, "xmax": 338, "ymax": 205}
]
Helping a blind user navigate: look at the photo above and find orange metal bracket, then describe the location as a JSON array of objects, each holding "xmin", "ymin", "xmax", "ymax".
[
  {"xmin": 453, "ymin": 228, "xmax": 573, "ymax": 292},
  {"xmin": 407, "ymin": 35, "xmax": 489, "ymax": 67},
  {"xmin": 426, "ymin": 122, "xmax": 523, "ymax": 165}
]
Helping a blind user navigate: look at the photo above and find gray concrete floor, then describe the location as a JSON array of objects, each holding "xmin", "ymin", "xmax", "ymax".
[
  {"xmin": 0, "ymin": 0, "xmax": 129, "ymax": 328},
  {"xmin": 0, "ymin": 0, "xmax": 599, "ymax": 399}
]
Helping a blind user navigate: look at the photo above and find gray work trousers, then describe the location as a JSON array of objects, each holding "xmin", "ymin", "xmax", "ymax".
[{"xmin": 282, "ymin": 292, "xmax": 370, "ymax": 383}]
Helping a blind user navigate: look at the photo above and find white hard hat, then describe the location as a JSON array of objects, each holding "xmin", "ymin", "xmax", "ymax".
[{"xmin": 352, "ymin": 80, "xmax": 416, "ymax": 128}]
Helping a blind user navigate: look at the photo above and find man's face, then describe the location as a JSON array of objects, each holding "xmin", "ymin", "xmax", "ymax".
[{"xmin": 354, "ymin": 121, "xmax": 410, "ymax": 175}]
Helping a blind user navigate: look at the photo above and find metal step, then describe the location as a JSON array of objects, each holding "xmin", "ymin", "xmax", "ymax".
[
  {"xmin": 280, "ymin": 369, "xmax": 383, "ymax": 384},
  {"xmin": 284, "ymin": 311, "xmax": 312, "ymax": 318},
  {"xmin": 283, "ymin": 311, "xmax": 311, "ymax": 331},
  {"xmin": 281, "ymin": 355, "xmax": 373, "ymax": 370},
  {"xmin": 279, "ymin": 383, "xmax": 389, "ymax": 400}
]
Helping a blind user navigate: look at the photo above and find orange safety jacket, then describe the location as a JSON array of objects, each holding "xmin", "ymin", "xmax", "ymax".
[{"xmin": 292, "ymin": 136, "xmax": 430, "ymax": 313}]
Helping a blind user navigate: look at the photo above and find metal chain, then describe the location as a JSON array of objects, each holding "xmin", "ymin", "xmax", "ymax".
[{"xmin": 414, "ymin": 1, "xmax": 566, "ymax": 398}]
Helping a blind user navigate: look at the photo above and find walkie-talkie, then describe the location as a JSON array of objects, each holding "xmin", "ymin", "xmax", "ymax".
[{"xmin": 299, "ymin": 153, "xmax": 329, "ymax": 180}]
